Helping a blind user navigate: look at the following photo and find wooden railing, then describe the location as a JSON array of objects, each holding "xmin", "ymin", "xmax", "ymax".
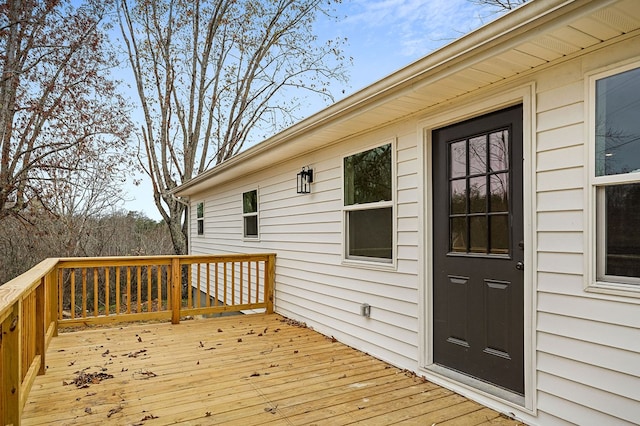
[{"xmin": 0, "ymin": 253, "xmax": 275, "ymax": 425}]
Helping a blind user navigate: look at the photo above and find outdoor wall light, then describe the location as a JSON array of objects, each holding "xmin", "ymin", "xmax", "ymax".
[{"xmin": 296, "ymin": 167, "xmax": 313, "ymax": 194}]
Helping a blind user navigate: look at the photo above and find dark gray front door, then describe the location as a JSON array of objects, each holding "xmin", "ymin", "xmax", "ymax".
[{"xmin": 432, "ymin": 105, "xmax": 524, "ymax": 395}]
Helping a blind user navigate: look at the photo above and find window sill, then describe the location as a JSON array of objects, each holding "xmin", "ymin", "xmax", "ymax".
[
  {"xmin": 586, "ymin": 281, "xmax": 640, "ymax": 299},
  {"xmin": 341, "ymin": 258, "xmax": 397, "ymax": 272}
]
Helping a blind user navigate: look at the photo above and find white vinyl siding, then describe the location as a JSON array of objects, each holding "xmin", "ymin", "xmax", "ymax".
[
  {"xmin": 533, "ymin": 43, "xmax": 640, "ymax": 424},
  {"xmin": 190, "ymin": 123, "xmax": 421, "ymax": 370}
]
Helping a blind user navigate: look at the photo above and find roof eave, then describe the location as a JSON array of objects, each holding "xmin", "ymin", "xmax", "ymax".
[{"xmin": 174, "ymin": 0, "xmax": 613, "ymax": 197}]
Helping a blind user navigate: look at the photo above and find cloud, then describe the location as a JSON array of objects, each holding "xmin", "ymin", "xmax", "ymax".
[{"xmin": 342, "ymin": 0, "xmax": 500, "ymax": 57}]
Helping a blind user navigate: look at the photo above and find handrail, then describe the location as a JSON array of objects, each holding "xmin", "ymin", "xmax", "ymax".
[{"xmin": 0, "ymin": 253, "xmax": 276, "ymax": 425}]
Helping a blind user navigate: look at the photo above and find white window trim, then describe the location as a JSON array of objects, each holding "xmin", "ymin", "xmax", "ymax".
[
  {"xmin": 341, "ymin": 139, "xmax": 397, "ymax": 270},
  {"xmin": 242, "ymin": 189, "xmax": 260, "ymax": 241},
  {"xmin": 586, "ymin": 59, "xmax": 640, "ymax": 298}
]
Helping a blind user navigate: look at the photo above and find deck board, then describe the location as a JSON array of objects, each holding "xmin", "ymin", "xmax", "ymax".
[{"xmin": 22, "ymin": 314, "xmax": 524, "ymax": 425}]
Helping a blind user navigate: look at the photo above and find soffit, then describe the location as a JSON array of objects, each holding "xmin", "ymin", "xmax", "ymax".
[{"xmin": 176, "ymin": 0, "xmax": 640, "ymax": 197}]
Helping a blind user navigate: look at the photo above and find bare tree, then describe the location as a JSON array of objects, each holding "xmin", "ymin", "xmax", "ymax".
[
  {"xmin": 38, "ymin": 152, "xmax": 128, "ymax": 256},
  {"xmin": 118, "ymin": 0, "xmax": 349, "ymax": 254},
  {"xmin": 468, "ymin": 0, "xmax": 528, "ymax": 10},
  {"xmin": 0, "ymin": 0, "xmax": 133, "ymax": 220}
]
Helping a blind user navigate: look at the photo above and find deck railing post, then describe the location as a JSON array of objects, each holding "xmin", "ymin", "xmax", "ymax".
[
  {"xmin": 51, "ymin": 268, "xmax": 59, "ymax": 338},
  {"xmin": 265, "ymin": 254, "xmax": 276, "ymax": 314},
  {"xmin": 1, "ymin": 303, "xmax": 22, "ymax": 426},
  {"xmin": 171, "ymin": 258, "xmax": 181, "ymax": 324},
  {"xmin": 36, "ymin": 277, "xmax": 46, "ymax": 376}
]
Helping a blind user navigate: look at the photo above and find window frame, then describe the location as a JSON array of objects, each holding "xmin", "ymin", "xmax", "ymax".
[
  {"xmin": 242, "ymin": 189, "xmax": 259, "ymax": 240},
  {"xmin": 341, "ymin": 140, "xmax": 396, "ymax": 268},
  {"xmin": 196, "ymin": 202, "xmax": 204, "ymax": 236},
  {"xmin": 587, "ymin": 60, "xmax": 640, "ymax": 297}
]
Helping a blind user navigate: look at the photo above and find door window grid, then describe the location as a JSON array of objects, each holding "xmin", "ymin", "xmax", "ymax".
[{"xmin": 449, "ymin": 129, "xmax": 510, "ymax": 255}]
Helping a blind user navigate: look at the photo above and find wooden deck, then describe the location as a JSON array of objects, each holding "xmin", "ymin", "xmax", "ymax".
[{"xmin": 22, "ymin": 314, "xmax": 522, "ymax": 425}]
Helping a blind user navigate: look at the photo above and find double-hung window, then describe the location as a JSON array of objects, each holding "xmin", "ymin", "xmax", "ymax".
[
  {"xmin": 590, "ymin": 62, "xmax": 640, "ymax": 294},
  {"xmin": 343, "ymin": 142, "xmax": 394, "ymax": 264},
  {"xmin": 243, "ymin": 190, "xmax": 259, "ymax": 238},
  {"xmin": 196, "ymin": 202, "xmax": 204, "ymax": 235}
]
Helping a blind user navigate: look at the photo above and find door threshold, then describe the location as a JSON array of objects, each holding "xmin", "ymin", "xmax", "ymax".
[{"xmin": 427, "ymin": 363, "xmax": 525, "ymax": 407}]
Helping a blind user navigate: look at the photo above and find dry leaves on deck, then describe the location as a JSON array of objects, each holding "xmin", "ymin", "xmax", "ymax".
[{"xmin": 64, "ymin": 369, "xmax": 114, "ymax": 388}]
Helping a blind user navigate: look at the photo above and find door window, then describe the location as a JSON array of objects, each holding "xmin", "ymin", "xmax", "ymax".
[{"xmin": 448, "ymin": 130, "xmax": 510, "ymax": 255}]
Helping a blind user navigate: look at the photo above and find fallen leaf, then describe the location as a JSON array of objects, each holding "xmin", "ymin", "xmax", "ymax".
[
  {"xmin": 133, "ymin": 370, "xmax": 157, "ymax": 380},
  {"xmin": 264, "ymin": 405, "xmax": 278, "ymax": 414},
  {"xmin": 124, "ymin": 349, "xmax": 147, "ymax": 358},
  {"xmin": 107, "ymin": 406, "xmax": 123, "ymax": 418}
]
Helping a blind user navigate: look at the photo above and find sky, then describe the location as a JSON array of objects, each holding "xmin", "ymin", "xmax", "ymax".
[{"xmin": 122, "ymin": 0, "xmax": 509, "ymax": 220}]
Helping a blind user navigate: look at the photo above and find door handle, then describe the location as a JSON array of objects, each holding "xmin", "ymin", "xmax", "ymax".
[{"xmin": 515, "ymin": 261, "xmax": 524, "ymax": 271}]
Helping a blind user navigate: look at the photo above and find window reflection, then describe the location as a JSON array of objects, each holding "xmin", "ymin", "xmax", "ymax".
[
  {"xmin": 595, "ymin": 67, "xmax": 640, "ymax": 176},
  {"xmin": 490, "ymin": 173, "xmax": 509, "ymax": 212},
  {"xmin": 469, "ymin": 176, "xmax": 486, "ymax": 213},
  {"xmin": 344, "ymin": 144, "xmax": 392, "ymax": 205},
  {"xmin": 489, "ymin": 131, "xmax": 509, "ymax": 172},
  {"xmin": 450, "ymin": 140, "xmax": 466, "ymax": 178},
  {"xmin": 469, "ymin": 136, "xmax": 487, "ymax": 175},
  {"xmin": 602, "ymin": 183, "xmax": 640, "ymax": 279}
]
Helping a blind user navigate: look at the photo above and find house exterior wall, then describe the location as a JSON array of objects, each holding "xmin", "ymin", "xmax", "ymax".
[
  {"xmin": 529, "ymin": 36, "xmax": 640, "ymax": 425},
  {"xmin": 190, "ymin": 120, "xmax": 423, "ymax": 370},
  {"xmin": 188, "ymin": 33, "xmax": 640, "ymax": 425}
]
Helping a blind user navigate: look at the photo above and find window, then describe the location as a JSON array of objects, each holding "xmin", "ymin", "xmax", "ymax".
[
  {"xmin": 243, "ymin": 190, "xmax": 258, "ymax": 238},
  {"xmin": 591, "ymin": 63, "xmax": 640, "ymax": 292},
  {"xmin": 343, "ymin": 143, "xmax": 393, "ymax": 263},
  {"xmin": 449, "ymin": 131, "xmax": 511, "ymax": 255},
  {"xmin": 196, "ymin": 202, "xmax": 204, "ymax": 235}
]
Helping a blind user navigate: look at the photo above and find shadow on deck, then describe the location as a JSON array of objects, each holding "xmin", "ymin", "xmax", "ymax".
[{"xmin": 22, "ymin": 314, "xmax": 523, "ymax": 425}]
